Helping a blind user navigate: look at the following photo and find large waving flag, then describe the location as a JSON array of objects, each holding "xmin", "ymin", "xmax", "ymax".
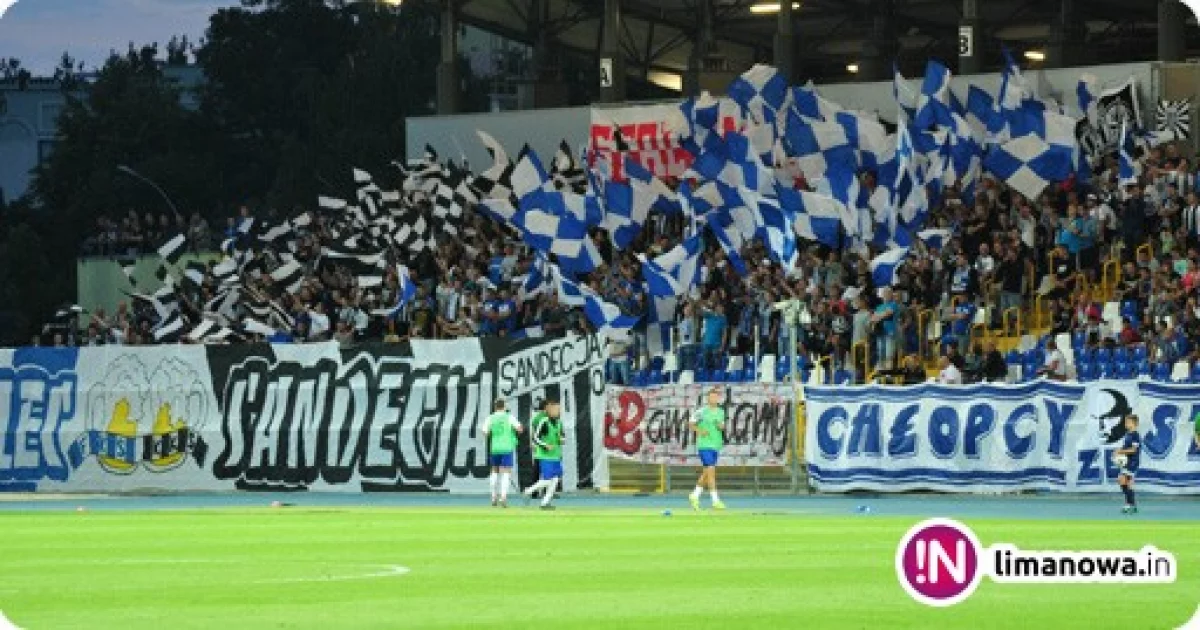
[
  {"xmin": 791, "ymin": 81, "xmax": 842, "ymax": 122},
  {"xmin": 870, "ymin": 247, "xmax": 910, "ymax": 287},
  {"xmin": 915, "ymin": 60, "xmax": 955, "ymax": 130},
  {"xmin": 984, "ymin": 134, "xmax": 1071, "ymax": 200},
  {"xmin": 686, "ymin": 131, "xmax": 774, "ymax": 195},
  {"xmin": 893, "ymin": 64, "xmax": 919, "ymax": 123},
  {"xmin": 643, "ymin": 234, "xmax": 703, "ymax": 297},
  {"xmin": 783, "ymin": 110, "xmax": 857, "ymax": 183},
  {"xmin": 556, "ymin": 274, "xmax": 638, "ymax": 334}
]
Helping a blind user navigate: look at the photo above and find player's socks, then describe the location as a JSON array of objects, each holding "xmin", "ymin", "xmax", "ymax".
[
  {"xmin": 688, "ymin": 494, "xmax": 700, "ymax": 510},
  {"xmin": 499, "ymin": 472, "xmax": 511, "ymax": 500},
  {"xmin": 1120, "ymin": 485, "xmax": 1132, "ymax": 505},
  {"xmin": 524, "ymin": 480, "xmax": 546, "ymax": 496},
  {"xmin": 1127, "ymin": 487, "xmax": 1136, "ymax": 508},
  {"xmin": 541, "ymin": 478, "xmax": 559, "ymax": 507},
  {"xmin": 710, "ymin": 490, "xmax": 720, "ymax": 503},
  {"xmin": 691, "ymin": 486, "xmax": 703, "ymax": 499},
  {"xmin": 489, "ymin": 472, "xmax": 498, "ymax": 505}
]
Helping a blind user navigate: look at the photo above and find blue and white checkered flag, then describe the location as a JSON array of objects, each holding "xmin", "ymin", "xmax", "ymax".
[
  {"xmin": 783, "ymin": 110, "xmax": 857, "ymax": 184},
  {"xmin": 870, "ymin": 247, "xmax": 910, "ymax": 287},
  {"xmin": 893, "ymin": 64, "xmax": 918, "ymax": 123},
  {"xmin": 983, "ymin": 134, "xmax": 1071, "ymax": 201},
  {"xmin": 643, "ymin": 234, "xmax": 703, "ymax": 297},
  {"xmin": 728, "ymin": 64, "xmax": 789, "ymax": 118},
  {"xmin": 918, "ymin": 228, "xmax": 953, "ymax": 250},
  {"xmin": 556, "ymin": 274, "xmax": 638, "ymax": 334},
  {"xmin": 915, "ymin": 60, "xmax": 956, "ymax": 131}
]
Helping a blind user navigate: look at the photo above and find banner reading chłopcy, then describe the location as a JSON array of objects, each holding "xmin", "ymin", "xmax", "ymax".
[
  {"xmin": 603, "ymin": 383, "xmax": 794, "ymax": 466},
  {"xmin": 804, "ymin": 380, "xmax": 1200, "ymax": 494},
  {"xmin": 0, "ymin": 335, "xmax": 610, "ymax": 493}
]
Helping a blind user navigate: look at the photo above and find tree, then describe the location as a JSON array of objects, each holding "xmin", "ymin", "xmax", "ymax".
[
  {"xmin": 197, "ymin": 0, "xmax": 472, "ymax": 209},
  {"xmin": 20, "ymin": 50, "xmax": 219, "ymax": 340}
]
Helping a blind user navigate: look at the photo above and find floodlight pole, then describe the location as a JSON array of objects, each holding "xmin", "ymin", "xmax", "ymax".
[{"xmin": 116, "ymin": 165, "xmax": 181, "ymax": 219}]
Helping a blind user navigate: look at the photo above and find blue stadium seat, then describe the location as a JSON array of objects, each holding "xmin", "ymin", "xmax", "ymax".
[
  {"xmin": 1132, "ymin": 345, "xmax": 1148, "ymax": 362},
  {"xmin": 1152, "ymin": 362, "xmax": 1172, "ymax": 382},
  {"xmin": 1096, "ymin": 348, "xmax": 1113, "ymax": 364},
  {"xmin": 742, "ymin": 367, "xmax": 756, "ymax": 382},
  {"xmin": 800, "ymin": 368, "xmax": 812, "ymax": 383},
  {"xmin": 1077, "ymin": 362, "xmax": 1096, "ymax": 382},
  {"xmin": 775, "ymin": 363, "xmax": 788, "ymax": 381},
  {"xmin": 1071, "ymin": 330, "xmax": 1086, "ymax": 350},
  {"xmin": 1121, "ymin": 300, "xmax": 1139, "ymax": 319},
  {"xmin": 1190, "ymin": 363, "xmax": 1200, "ymax": 384},
  {"xmin": 1024, "ymin": 349, "xmax": 1045, "ymax": 366},
  {"xmin": 1114, "ymin": 347, "xmax": 1131, "ymax": 364},
  {"xmin": 696, "ymin": 368, "xmax": 711, "ymax": 383},
  {"xmin": 834, "ymin": 369, "xmax": 854, "ymax": 385},
  {"xmin": 1036, "ymin": 336, "xmax": 1048, "ymax": 350},
  {"xmin": 650, "ymin": 356, "xmax": 665, "ymax": 372},
  {"xmin": 1137, "ymin": 360, "xmax": 1151, "ymax": 377},
  {"xmin": 1078, "ymin": 347, "xmax": 1096, "ymax": 364},
  {"xmin": 1005, "ymin": 350, "xmax": 1021, "ymax": 366},
  {"xmin": 1099, "ymin": 362, "xmax": 1117, "ymax": 379},
  {"xmin": 1115, "ymin": 362, "xmax": 1134, "ymax": 380}
]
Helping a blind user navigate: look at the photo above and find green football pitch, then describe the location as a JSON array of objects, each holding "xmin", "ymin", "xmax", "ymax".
[{"xmin": 0, "ymin": 504, "xmax": 1196, "ymax": 630}]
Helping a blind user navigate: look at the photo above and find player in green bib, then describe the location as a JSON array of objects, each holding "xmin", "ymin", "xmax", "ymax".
[
  {"xmin": 482, "ymin": 399, "xmax": 523, "ymax": 507},
  {"xmin": 1193, "ymin": 410, "xmax": 1200, "ymax": 451},
  {"xmin": 522, "ymin": 397, "xmax": 566, "ymax": 510},
  {"xmin": 689, "ymin": 387, "xmax": 726, "ymax": 511}
]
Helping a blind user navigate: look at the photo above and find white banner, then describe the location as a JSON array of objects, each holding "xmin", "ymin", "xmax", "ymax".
[
  {"xmin": 0, "ymin": 336, "xmax": 609, "ymax": 494},
  {"xmin": 603, "ymin": 383, "xmax": 795, "ymax": 466},
  {"xmin": 805, "ymin": 381, "xmax": 1200, "ymax": 494}
]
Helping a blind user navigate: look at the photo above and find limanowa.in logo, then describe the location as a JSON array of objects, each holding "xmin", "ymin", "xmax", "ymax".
[{"xmin": 896, "ymin": 518, "xmax": 1177, "ymax": 608}]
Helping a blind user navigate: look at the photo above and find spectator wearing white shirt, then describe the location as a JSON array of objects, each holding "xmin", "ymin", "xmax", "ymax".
[
  {"xmin": 937, "ymin": 356, "xmax": 962, "ymax": 384},
  {"xmin": 1039, "ymin": 339, "xmax": 1068, "ymax": 381}
]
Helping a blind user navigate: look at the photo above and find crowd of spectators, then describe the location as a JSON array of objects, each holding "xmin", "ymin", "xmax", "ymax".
[{"xmin": 40, "ymin": 141, "xmax": 1200, "ymax": 386}]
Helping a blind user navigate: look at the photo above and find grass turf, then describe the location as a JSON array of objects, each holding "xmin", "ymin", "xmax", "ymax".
[{"xmin": 0, "ymin": 506, "xmax": 1196, "ymax": 629}]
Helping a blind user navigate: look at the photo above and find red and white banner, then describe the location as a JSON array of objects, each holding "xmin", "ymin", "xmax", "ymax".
[
  {"xmin": 602, "ymin": 383, "xmax": 795, "ymax": 467},
  {"xmin": 589, "ymin": 101, "xmax": 741, "ymax": 181}
]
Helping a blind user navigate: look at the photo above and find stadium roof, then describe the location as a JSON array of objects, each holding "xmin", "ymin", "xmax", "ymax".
[{"xmin": 457, "ymin": 0, "xmax": 1192, "ymax": 88}]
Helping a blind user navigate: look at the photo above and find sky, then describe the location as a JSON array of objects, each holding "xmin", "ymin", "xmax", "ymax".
[{"xmin": 0, "ymin": 0, "xmax": 237, "ymax": 75}]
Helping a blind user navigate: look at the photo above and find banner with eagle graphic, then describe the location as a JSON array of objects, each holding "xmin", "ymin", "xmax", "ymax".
[{"xmin": 805, "ymin": 380, "xmax": 1200, "ymax": 495}]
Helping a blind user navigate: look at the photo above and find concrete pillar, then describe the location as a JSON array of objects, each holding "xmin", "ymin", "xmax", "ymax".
[
  {"xmin": 599, "ymin": 0, "xmax": 626, "ymax": 103},
  {"xmin": 1047, "ymin": 0, "xmax": 1085, "ymax": 68},
  {"xmin": 683, "ymin": 0, "xmax": 711, "ymax": 96},
  {"xmin": 860, "ymin": 0, "xmax": 896, "ymax": 81},
  {"xmin": 1159, "ymin": 0, "xmax": 1188, "ymax": 62},
  {"xmin": 774, "ymin": 0, "xmax": 796, "ymax": 84},
  {"xmin": 436, "ymin": 0, "xmax": 458, "ymax": 114},
  {"xmin": 958, "ymin": 0, "xmax": 981, "ymax": 75}
]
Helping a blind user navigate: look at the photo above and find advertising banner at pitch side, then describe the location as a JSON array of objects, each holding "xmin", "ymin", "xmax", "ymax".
[
  {"xmin": 0, "ymin": 335, "xmax": 609, "ymax": 493},
  {"xmin": 805, "ymin": 381, "xmax": 1200, "ymax": 494}
]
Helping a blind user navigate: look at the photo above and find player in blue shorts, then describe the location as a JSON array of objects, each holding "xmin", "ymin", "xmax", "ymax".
[
  {"xmin": 523, "ymin": 397, "xmax": 566, "ymax": 510},
  {"xmin": 689, "ymin": 387, "xmax": 726, "ymax": 511},
  {"xmin": 1114, "ymin": 414, "xmax": 1141, "ymax": 515},
  {"xmin": 482, "ymin": 399, "xmax": 523, "ymax": 507}
]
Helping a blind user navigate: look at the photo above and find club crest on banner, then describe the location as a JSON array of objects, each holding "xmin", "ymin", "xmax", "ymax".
[{"xmin": 82, "ymin": 354, "xmax": 209, "ymax": 475}]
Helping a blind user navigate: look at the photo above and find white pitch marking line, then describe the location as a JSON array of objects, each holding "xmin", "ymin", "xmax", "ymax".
[{"xmin": 254, "ymin": 564, "xmax": 411, "ymax": 585}]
